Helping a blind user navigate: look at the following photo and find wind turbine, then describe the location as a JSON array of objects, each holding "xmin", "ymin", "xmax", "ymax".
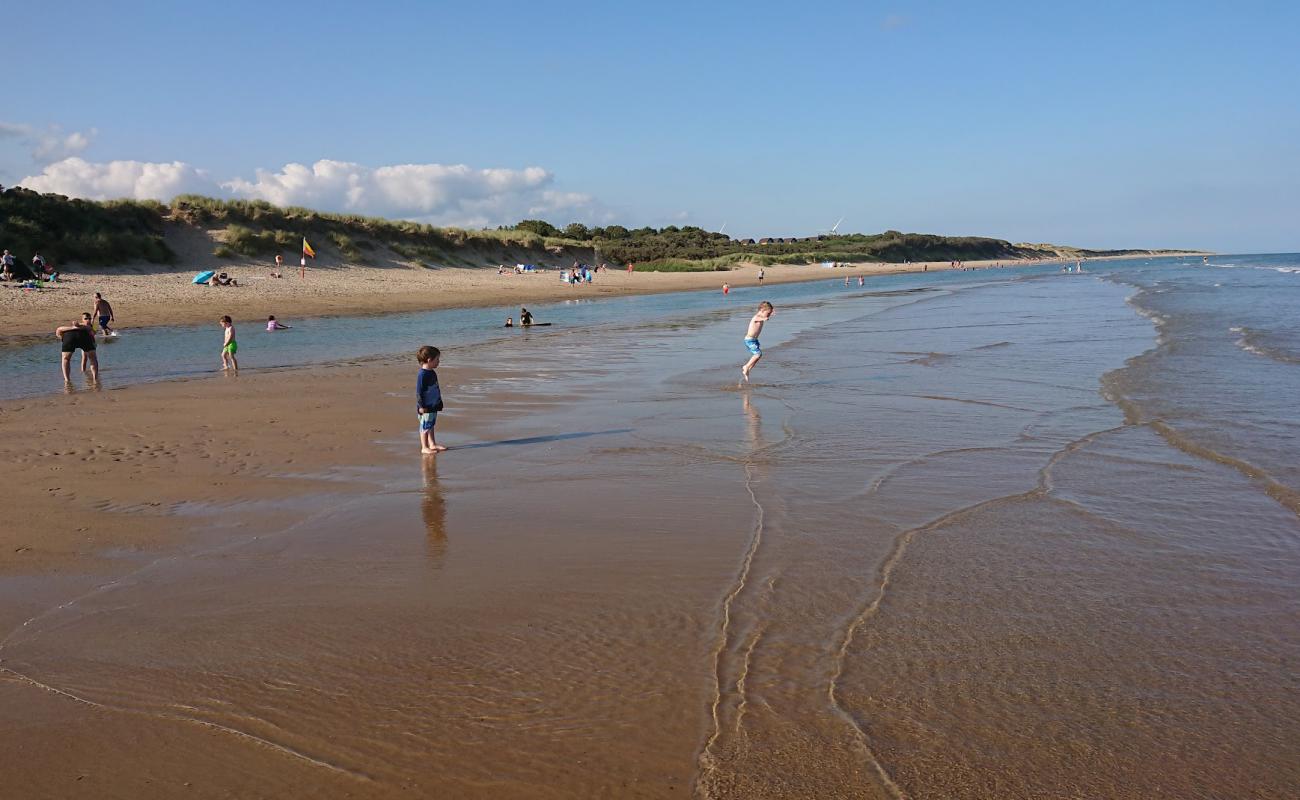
[
  {"xmin": 829, "ymin": 216, "xmax": 845, "ymax": 235},
  {"xmin": 718, "ymin": 221, "xmax": 728, "ymax": 236}
]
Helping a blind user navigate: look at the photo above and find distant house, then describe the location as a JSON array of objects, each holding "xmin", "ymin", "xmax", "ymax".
[
  {"xmin": 740, "ymin": 238, "xmax": 756, "ymax": 245},
  {"xmin": 758, "ymin": 238, "xmax": 774, "ymax": 245}
]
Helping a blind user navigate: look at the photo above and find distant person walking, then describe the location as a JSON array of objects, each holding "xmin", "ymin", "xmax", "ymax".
[
  {"xmin": 757, "ymin": 267, "xmax": 765, "ymax": 285},
  {"xmin": 219, "ymin": 315, "xmax": 238, "ymax": 371},
  {"xmin": 56, "ymin": 313, "xmax": 99, "ymax": 383},
  {"xmin": 740, "ymin": 301, "xmax": 775, "ymax": 384},
  {"xmin": 93, "ymin": 292, "xmax": 115, "ymax": 335}
]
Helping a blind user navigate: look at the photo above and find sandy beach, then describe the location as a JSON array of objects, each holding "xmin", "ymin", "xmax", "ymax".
[{"xmin": 0, "ymin": 252, "xmax": 1198, "ymax": 338}]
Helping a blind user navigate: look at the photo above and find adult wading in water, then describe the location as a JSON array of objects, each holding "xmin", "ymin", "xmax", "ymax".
[{"xmin": 56, "ymin": 313, "xmax": 99, "ymax": 383}]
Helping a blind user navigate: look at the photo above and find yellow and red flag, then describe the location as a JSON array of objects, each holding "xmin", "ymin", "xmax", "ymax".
[{"xmin": 302, "ymin": 238, "xmax": 316, "ymax": 259}]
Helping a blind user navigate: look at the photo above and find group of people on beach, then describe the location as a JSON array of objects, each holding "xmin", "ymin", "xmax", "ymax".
[
  {"xmin": 1, "ymin": 249, "xmax": 59, "ymax": 283},
  {"xmin": 49, "ymin": 283, "xmax": 777, "ymax": 462}
]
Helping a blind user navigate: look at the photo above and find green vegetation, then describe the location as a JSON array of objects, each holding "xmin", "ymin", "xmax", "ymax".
[
  {"xmin": 0, "ymin": 188, "xmax": 173, "ymax": 268},
  {"xmin": 0, "ymin": 188, "xmax": 1196, "ymax": 272}
]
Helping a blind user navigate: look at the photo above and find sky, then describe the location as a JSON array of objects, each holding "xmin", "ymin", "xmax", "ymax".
[{"xmin": 2, "ymin": 0, "xmax": 1297, "ymax": 252}]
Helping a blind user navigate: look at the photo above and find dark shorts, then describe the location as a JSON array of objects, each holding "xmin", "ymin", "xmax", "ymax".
[
  {"xmin": 61, "ymin": 332, "xmax": 95, "ymax": 353},
  {"xmin": 98, "ymin": 315, "xmax": 111, "ymax": 328}
]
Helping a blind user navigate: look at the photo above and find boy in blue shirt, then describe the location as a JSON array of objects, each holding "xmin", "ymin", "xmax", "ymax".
[{"xmin": 416, "ymin": 345, "xmax": 446, "ymax": 454}]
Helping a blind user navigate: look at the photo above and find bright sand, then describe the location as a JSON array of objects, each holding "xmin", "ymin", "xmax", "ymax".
[{"xmin": 2, "ymin": 258, "xmax": 1295, "ymax": 798}]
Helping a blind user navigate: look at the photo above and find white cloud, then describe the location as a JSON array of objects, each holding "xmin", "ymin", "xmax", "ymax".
[
  {"xmin": 18, "ymin": 157, "xmax": 217, "ymax": 200},
  {"xmin": 16, "ymin": 154, "xmax": 605, "ymax": 227},
  {"xmin": 0, "ymin": 121, "xmax": 97, "ymax": 163},
  {"xmin": 223, "ymin": 159, "xmax": 597, "ymax": 227}
]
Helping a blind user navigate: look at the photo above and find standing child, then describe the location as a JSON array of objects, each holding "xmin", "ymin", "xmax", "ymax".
[
  {"xmin": 219, "ymin": 315, "xmax": 238, "ymax": 371},
  {"xmin": 741, "ymin": 301, "xmax": 775, "ymax": 384},
  {"xmin": 416, "ymin": 346, "xmax": 447, "ymax": 454}
]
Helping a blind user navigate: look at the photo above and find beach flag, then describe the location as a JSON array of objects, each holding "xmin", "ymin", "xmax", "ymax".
[{"xmin": 302, "ymin": 238, "xmax": 316, "ymax": 259}]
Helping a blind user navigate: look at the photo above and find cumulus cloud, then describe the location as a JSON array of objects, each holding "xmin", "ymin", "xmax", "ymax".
[
  {"xmin": 223, "ymin": 159, "xmax": 597, "ymax": 227},
  {"xmin": 0, "ymin": 121, "xmax": 97, "ymax": 163},
  {"xmin": 18, "ymin": 157, "xmax": 217, "ymax": 200},
  {"xmin": 15, "ymin": 156, "xmax": 605, "ymax": 227}
]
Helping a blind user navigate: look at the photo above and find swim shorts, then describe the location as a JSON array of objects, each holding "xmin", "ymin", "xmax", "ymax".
[
  {"xmin": 744, "ymin": 338, "xmax": 762, "ymax": 356},
  {"xmin": 98, "ymin": 315, "xmax": 111, "ymax": 329},
  {"xmin": 223, "ymin": 342, "xmax": 238, "ymax": 355},
  {"xmin": 419, "ymin": 412, "xmax": 437, "ymax": 431},
  {"xmin": 61, "ymin": 331, "xmax": 95, "ymax": 353}
]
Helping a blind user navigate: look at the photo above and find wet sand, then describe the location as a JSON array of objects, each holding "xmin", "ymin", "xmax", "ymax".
[{"xmin": 2, "ymin": 266, "xmax": 1294, "ymax": 798}]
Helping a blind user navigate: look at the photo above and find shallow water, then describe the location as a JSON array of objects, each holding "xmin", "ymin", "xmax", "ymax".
[
  {"xmin": 2, "ymin": 255, "xmax": 1297, "ymax": 797},
  {"xmin": 0, "ymin": 265, "xmax": 1037, "ymax": 400}
]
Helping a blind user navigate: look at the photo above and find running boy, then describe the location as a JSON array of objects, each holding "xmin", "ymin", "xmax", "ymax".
[
  {"xmin": 741, "ymin": 301, "xmax": 774, "ymax": 383},
  {"xmin": 219, "ymin": 315, "xmax": 238, "ymax": 371},
  {"xmin": 93, "ymin": 292, "xmax": 115, "ymax": 335},
  {"xmin": 416, "ymin": 345, "xmax": 447, "ymax": 454}
]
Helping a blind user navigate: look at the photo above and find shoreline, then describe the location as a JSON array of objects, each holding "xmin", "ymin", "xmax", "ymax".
[{"xmin": 0, "ymin": 252, "xmax": 1204, "ymax": 338}]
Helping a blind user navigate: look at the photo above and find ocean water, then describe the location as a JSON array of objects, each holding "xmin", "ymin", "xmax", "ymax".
[{"xmin": 2, "ymin": 255, "xmax": 1297, "ymax": 798}]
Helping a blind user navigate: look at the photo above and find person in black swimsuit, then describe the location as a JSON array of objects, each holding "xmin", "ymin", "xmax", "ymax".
[
  {"xmin": 56, "ymin": 312, "xmax": 99, "ymax": 383},
  {"xmin": 520, "ymin": 307, "xmax": 534, "ymax": 327}
]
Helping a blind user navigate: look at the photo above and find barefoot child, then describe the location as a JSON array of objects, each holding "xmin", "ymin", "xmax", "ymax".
[
  {"xmin": 416, "ymin": 345, "xmax": 447, "ymax": 454},
  {"xmin": 741, "ymin": 301, "xmax": 774, "ymax": 383},
  {"xmin": 219, "ymin": 316, "xmax": 238, "ymax": 371}
]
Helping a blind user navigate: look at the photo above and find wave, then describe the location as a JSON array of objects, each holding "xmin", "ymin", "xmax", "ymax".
[{"xmin": 1229, "ymin": 326, "xmax": 1300, "ymax": 366}]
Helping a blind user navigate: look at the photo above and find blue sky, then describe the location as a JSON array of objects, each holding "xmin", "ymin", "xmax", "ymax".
[{"xmin": 2, "ymin": 1, "xmax": 1297, "ymax": 251}]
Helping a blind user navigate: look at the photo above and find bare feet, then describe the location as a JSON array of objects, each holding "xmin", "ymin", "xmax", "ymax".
[
  {"xmin": 421, "ymin": 448, "xmax": 436, "ymax": 455},
  {"xmin": 741, "ymin": 367, "xmax": 750, "ymax": 384}
]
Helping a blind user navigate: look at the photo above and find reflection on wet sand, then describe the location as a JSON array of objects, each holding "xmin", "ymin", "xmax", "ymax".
[{"xmin": 421, "ymin": 457, "xmax": 447, "ymax": 565}]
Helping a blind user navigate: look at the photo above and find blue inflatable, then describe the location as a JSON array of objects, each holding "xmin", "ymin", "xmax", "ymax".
[{"xmin": 193, "ymin": 270, "xmax": 215, "ymax": 284}]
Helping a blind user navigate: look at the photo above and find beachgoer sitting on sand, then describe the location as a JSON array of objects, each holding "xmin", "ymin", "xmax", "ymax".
[
  {"xmin": 210, "ymin": 272, "xmax": 239, "ymax": 287},
  {"xmin": 0, "ymin": 250, "xmax": 14, "ymax": 280}
]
